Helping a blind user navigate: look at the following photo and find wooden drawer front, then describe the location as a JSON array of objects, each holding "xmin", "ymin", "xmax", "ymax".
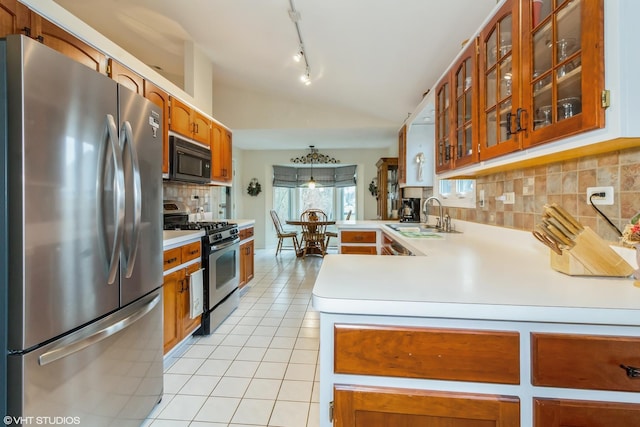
[
  {"xmin": 334, "ymin": 324, "xmax": 520, "ymax": 384},
  {"xmin": 341, "ymin": 246, "xmax": 377, "ymax": 255},
  {"xmin": 181, "ymin": 241, "xmax": 201, "ymax": 262},
  {"xmin": 239, "ymin": 226, "xmax": 254, "ymax": 240},
  {"xmin": 341, "ymin": 230, "xmax": 376, "ymax": 244},
  {"xmin": 532, "ymin": 333, "xmax": 640, "ymax": 392},
  {"xmin": 334, "ymin": 385, "xmax": 520, "ymax": 427},
  {"xmin": 163, "ymin": 248, "xmax": 181, "ymax": 271},
  {"xmin": 534, "ymin": 398, "xmax": 640, "ymax": 427}
]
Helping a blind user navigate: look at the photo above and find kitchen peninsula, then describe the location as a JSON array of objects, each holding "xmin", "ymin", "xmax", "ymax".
[{"xmin": 313, "ymin": 221, "xmax": 640, "ymax": 426}]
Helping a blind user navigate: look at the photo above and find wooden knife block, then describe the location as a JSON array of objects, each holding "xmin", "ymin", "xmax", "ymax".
[{"xmin": 550, "ymin": 227, "xmax": 635, "ymax": 277}]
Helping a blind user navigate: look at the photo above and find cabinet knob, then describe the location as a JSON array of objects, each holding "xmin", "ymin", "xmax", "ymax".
[{"xmin": 620, "ymin": 364, "xmax": 640, "ymax": 378}]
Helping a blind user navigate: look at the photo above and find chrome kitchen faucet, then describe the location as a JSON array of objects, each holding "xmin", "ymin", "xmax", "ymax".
[{"xmin": 423, "ymin": 196, "xmax": 443, "ymax": 229}]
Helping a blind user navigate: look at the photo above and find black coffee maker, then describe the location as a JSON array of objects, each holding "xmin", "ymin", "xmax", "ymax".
[{"xmin": 400, "ymin": 198, "xmax": 421, "ymax": 222}]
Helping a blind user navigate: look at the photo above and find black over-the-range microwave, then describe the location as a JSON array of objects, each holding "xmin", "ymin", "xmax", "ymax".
[{"xmin": 169, "ymin": 135, "xmax": 211, "ymax": 184}]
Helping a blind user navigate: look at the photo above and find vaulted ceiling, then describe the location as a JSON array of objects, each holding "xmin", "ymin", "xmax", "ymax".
[{"xmin": 53, "ymin": 0, "xmax": 497, "ymax": 150}]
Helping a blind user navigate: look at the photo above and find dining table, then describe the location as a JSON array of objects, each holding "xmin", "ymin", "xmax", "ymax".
[{"xmin": 286, "ymin": 219, "xmax": 336, "ymax": 257}]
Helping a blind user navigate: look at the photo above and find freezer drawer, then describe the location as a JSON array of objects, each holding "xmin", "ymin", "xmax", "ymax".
[{"xmin": 7, "ymin": 291, "xmax": 163, "ymax": 427}]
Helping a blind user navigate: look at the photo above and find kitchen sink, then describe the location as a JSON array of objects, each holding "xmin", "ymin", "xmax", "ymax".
[{"xmin": 385, "ymin": 223, "xmax": 462, "ymax": 234}]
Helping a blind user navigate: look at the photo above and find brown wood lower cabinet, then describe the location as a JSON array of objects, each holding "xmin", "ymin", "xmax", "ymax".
[
  {"xmin": 334, "ymin": 324, "xmax": 520, "ymax": 384},
  {"xmin": 339, "ymin": 230, "xmax": 378, "ymax": 255},
  {"xmin": 163, "ymin": 262, "xmax": 202, "ymax": 354},
  {"xmin": 163, "ymin": 240, "xmax": 202, "ymax": 354},
  {"xmin": 239, "ymin": 226, "xmax": 255, "ymax": 289},
  {"xmin": 534, "ymin": 398, "xmax": 640, "ymax": 427},
  {"xmin": 239, "ymin": 239, "xmax": 254, "ymax": 289},
  {"xmin": 334, "ymin": 385, "xmax": 520, "ymax": 427}
]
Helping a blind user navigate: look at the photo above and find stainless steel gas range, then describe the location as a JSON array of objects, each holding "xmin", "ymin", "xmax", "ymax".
[{"xmin": 163, "ymin": 200, "xmax": 240, "ymax": 334}]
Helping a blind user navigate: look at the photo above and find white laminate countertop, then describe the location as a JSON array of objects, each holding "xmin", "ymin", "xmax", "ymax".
[
  {"xmin": 163, "ymin": 230, "xmax": 204, "ymax": 249},
  {"xmin": 313, "ymin": 219, "xmax": 640, "ymax": 326}
]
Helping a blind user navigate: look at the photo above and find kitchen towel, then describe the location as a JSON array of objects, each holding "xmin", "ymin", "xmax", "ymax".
[{"xmin": 189, "ymin": 268, "xmax": 204, "ymax": 319}]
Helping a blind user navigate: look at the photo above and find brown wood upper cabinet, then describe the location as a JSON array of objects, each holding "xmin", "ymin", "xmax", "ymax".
[
  {"xmin": 435, "ymin": 0, "xmax": 605, "ymax": 172},
  {"xmin": 478, "ymin": 0, "xmax": 604, "ymax": 161},
  {"xmin": 0, "ymin": 0, "xmax": 30, "ymax": 38},
  {"xmin": 144, "ymin": 81, "xmax": 171, "ymax": 175},
  {"xmin": 211, "ymin": 122, "xmax": 232, "ymax": 183},
  {"xmin": 436, "ymin": 39, "xmax": 479, "ymax": 172},
  {"xmin": 169, "ymin": 96, "xmax": 211, "ymax": 146},
  {"xmin": 38, "ymin": 17, "xmax": 107, "ymax": 74},
  {"xmin": 0, "ymin": 2, "xmax": 107, "ymax": 74},
  {"xmin": 108, "ymin": 59, "xmax": 144, "ymax": 94},
  {"xmin": 519, "ymin": 0, "xmax": 605, "ymax": 148}
]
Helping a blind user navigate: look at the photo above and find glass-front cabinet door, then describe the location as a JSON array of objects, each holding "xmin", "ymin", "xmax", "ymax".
[
  {"xmin": 478, "ymin": 0, "xmax": 521, "ymax": 161},
  {"xmin": 521, "ymin": 0, "xmax": 604, "ymax": 147},
  {"xmin": 435, "ymin": 75, "xmax": 451, "ymax": 173},
  {"xmin": 452, "ymin": 39, "xmax": 479, "ymax": 168}
]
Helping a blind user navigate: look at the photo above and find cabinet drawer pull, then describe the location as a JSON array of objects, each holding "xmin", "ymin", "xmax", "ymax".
[
  {"xmin": 165, "ymin": 257, "xmax": 178, "ymax": 264},
  {"xmin": 189, "ymin": 249, "xmax": 199, "ymax": 255},
  {"xmin": 620, "ymin": 364, "xmax": 640, "ymax": 378}
]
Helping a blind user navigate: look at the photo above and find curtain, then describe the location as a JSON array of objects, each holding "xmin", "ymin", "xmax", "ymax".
[{"xmin": 273, "ymin": 165, "xmax": 357, "ymax": 188}]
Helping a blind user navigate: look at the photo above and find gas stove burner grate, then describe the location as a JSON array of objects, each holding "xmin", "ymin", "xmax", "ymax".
[{"xmin": 164, "ymin": 221, "xmax": 234, "ymax": 232}]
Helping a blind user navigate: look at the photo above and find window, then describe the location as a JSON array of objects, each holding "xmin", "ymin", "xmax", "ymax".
[
  {"xmin": 272, "ymin": 165, "xmax": 357, "ymax": 220},
  {"xmin": 437, "ymin": 178, "xmax": 476, "ymax": 208}
]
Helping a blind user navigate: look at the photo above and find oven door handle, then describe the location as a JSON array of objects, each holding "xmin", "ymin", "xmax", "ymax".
[{"xmin": 208, "ymin": 237, "xmax": 240, "ymax": 252}]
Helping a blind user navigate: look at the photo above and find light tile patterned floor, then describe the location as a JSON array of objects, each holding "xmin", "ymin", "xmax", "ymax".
[{"xmin": 143, "ymin": 248, "xmax": 323, "ymax": 427}]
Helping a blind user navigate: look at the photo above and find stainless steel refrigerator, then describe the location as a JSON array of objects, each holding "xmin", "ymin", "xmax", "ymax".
[{"xmin": 0, "ymin": 35, "xmax": 164, "ymax": 426}]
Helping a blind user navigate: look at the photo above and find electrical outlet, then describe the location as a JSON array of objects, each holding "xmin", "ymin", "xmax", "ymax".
[
  {"xmin": 586, "ymin": 186, "xmax": 614, "ymax": 205},
  {"xmin": 503, "ymin": 192, "xmax": 515, "ymax": 205},
  {"xmin": 191, "ymin": 195, "xmax": 199, "ymax": 201}
]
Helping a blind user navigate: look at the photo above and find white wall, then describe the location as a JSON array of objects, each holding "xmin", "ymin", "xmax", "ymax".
[
  {"xmin": 238, "ymin": 148, "xmax": 389, "ymax": 249},
  {"xmin": 184, "ymin": 41, "xmax": 213, "ymax": 114}
]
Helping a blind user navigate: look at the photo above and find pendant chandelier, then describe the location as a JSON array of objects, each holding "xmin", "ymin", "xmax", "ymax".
[
  {"xmin": 308, "ymin": 159, "xmax": 316, "ymax": 189},
  {"xmin": 291, "ymin": 145, "xmax": 340, "ymax": 189}
]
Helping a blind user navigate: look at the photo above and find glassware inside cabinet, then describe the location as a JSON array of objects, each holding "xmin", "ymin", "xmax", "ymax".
[{"xmin": 530, "ymin": 0, "xmax": 583, "ymax": 130}]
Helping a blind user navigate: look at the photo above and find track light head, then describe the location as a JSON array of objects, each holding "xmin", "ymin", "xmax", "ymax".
[{"xmin": 293, "ymin": 50, "xmax": 303, "ymax": 62}]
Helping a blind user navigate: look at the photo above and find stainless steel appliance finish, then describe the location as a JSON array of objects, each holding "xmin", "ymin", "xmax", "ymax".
[
  {"xmin": 169, "ymin": 135, "xmax": 211, "ymax": 184},
  {"xmin": 1, "ymin": 35, "xmax": 163, "ymax": 424}
]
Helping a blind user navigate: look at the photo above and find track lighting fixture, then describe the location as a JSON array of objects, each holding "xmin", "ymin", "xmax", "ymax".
[{"xmin": 289, "ymin": 0, "xmax": 311, "ymax": 85}]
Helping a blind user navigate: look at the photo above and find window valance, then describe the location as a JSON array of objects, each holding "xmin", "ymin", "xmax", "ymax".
[{"xmin": 273, "ymin": 165, "xmax": 357, "ymax": 188}]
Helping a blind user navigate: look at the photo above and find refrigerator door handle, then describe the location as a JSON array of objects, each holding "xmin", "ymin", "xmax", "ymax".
[
  {"xmin": 38, "ymin": 294, "xmax": 160, "ymax": 366},
  {"xmin": 120, "ymin": 120, "xmax": 142, "ymax": 278},
  {"xmin": 100, "ymin": 114, "xmax": 125, "ymax": 285}
]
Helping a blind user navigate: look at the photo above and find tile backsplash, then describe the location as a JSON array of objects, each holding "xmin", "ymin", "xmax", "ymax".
[
  {"xmin": 444, "ymin": 145, "xmax": 640, "ymax": 242},
  {"xmin": 163, "ymin": 181, "xmax": 228, "ymax": 217}
]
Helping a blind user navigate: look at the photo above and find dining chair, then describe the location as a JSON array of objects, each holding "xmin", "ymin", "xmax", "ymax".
[
  {"xmin": 300, "ymin": 209, "xmax": 328, "ymax": 257},
  {"xmin": 270, "ymin": 210, "xmax": 299, "ymax": 256}
]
